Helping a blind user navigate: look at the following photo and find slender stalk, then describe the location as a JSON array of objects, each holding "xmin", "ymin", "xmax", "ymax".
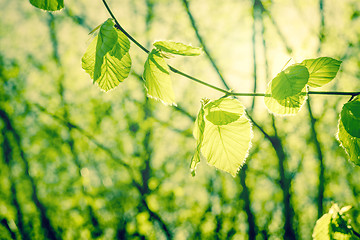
[
  {"xmin": 169, "ymin": 66, "xmax": 229, "ymax": 94},
  {"xmin": 181, "ymin": 0, "xmax": 230, "ymax": 90},
  {"xmin": 308, "ymin": 91, "xmax": 360, "ymax": 96},
  {"xmin": 102, "ymin": 0, "xmax": 149, "ymax": 53}
]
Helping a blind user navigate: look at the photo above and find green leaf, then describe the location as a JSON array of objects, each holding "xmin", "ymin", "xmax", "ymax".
[
  {"xmin": 330, "ymin": 205, "xmax": 354, "ymax": 240},
  {"xmin": 341, "ymin": 96, "xmax": 360, "ymax": 138},
  {"xmin": 313, "ymin": 204, "xmax": 355, "ymax": 240},
  {"xmin": 337, "ymin": 120, "xmax": 360, "ymax": 166},
  {"xmin": 82, "ymin": 19, "xmax": 131, "ymax": 92},
  {"xmin": 93, "ymin": 19, "xmax": 118, "ymax": 81},
  {"xmin": 190, "ymin": 99, "xmax": 207, "ymax": 176},
  {"xmin": 204, "ymin": 98, "xmax": 245, "ymax": 125},
  {"xmin": 264, "ymin": 86, "xmax": 307, "ymax": 115},
  {"xmin": 192, "ymin": 98, "xmax": 252, "ymax": 177},
  {"xmin": 313, "ymin": 213, "xmax": 332, "ymax": 240},
  {"xmin": 270, "ymin": 64, "xmax": 309, "ymax": 100},
  {"xmin": 143, "ymin": 49, "xmax": 176, "ymax": 106},
  {"xmin": 29, "ymin": 0, "xmax": 64, "ymax": 11},
  {"xmin": 301, "ymin": 57, "xmax": 341, "ymax": 88},
  {"xmin": 153, "ymin": 40, "xmax": 202, "ymax": 56}
]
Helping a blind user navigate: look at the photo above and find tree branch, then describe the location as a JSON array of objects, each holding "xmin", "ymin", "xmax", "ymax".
[
  {"xmin": 181, "ymin": 0, "xmax": 231, "ymax": 90},
  {"xmin": 100, "ymin": 0, "xmax": 359, "ymax": 99},
  {"xmin": 307, "ymin": 97, "xmax": 325, "ymax": 218}
]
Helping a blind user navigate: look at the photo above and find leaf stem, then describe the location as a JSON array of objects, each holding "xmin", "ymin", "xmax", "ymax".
[
  {"xmin": 101, "ymin": 0, "xmax": 149, "ymax": 54},
  {"xmin": 168, "ymin": 66, "xmax": 228, "ymax": 94},
  {"xmin": 308, "ymin": 91, "xmax": 360, "ymax": 96},
  {"xmin": 101, "ymin": 0, "xmax": 360, "ymax": 99}
]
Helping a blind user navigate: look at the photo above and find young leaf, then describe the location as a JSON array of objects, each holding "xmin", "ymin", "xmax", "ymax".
[
  {"xmin": 337, "ymin": 120, "xmax": 360, "ymax": 166},
  {"xmin": 270, "ymin": 64, "xmax": 309, "ymax": 100},
  {"xmin": 29, "ymin": 0, "xmax": 64, "ymax": 11},
  {"xmin": 264, "ymin": 87, "xmax": 307, "ymax": 115},
  {"xmin": 204, "ymin": 98, "xmax": 245, "ymax": 125},
  {"xmin": 341, "ymin": 96, "xmax": 360, "ymax": 138},
  {"xmin": 93, "ymin": 19, "xmax": 119, "ymax": 81},
  {"xmin": 301, "ymin": 57, "xmax": 341, "ymax": 88},
  {"xmin": 190, "ymin": 99, "xmax": 207, "ymax": 176},
  {"xmin": 338, "ymin": 96, "xmax": 360, "ymax": 166},
  {"xmin": 312, "ymin": 213, "xmax": 332, "ymax": 240},
  {"xmin": 192, "ymin": 98, "xmax": 252, "ymax": 177},
  {"xmin": 82, "ymin": 19, "xmax": 131, "ymax": 92},
  {"xmin": 153, "ymin": 40, "xmax": 202, "ymax": 56},
  {"xmin": 313, "ymin": 204, "xmax": 355, "ymax": 240},
  {"xmin": 143, "ymin": 49, "xmax": 176, "ymax": 106}
]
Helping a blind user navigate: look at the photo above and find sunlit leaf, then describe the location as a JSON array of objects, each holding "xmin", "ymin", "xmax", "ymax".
[
  {"xmin": 270, "ymin": 64, "xmax": 309, "ymax": 100},
  {"xmin": 313, "ymin": 204, "xmax": 355, "ymax": 240},
  {"xmin": 153, "ymin": 40, "xmax": 202, "ymax": 56},
  {"xmin": 264, "ymin": 87, "xmax": 307, "ymax": 115},
  {"xmin": 82, "ymin": 19, "xmax": 131, "ymax": 92},
  {"xmin": 29, "ymin": 0, "xmax": 64, "ymax": 11},
  {"xmin": 190, "ymin": 99, "xmax": 207, "ymax": 176},
  {"xmin": 330, "ymin": 204, "xmax": 354, "ymax": 240},
  {"xmin": 204, "ymin": 98, "xmax": 245, "ymax": 125},
  {"xmin": 93, "ymin": 19, "xmax": 119, "ymax": 81},
  {"xmin": 193, "ymin": 98, "xmax": 252, "ymax": 177},
  {"xmin": 143, "ymin": 49, "xmax": 176, "ymax": 106},
  {"xmin": 337, "ymin": 120, "xmax": 360, "ymax": 166},
  {"xmin": 313, "ymin": 213, "xmax": 332, "ymax": 240},
  {"xmin": 301, "ymin": 57, "xmax": 341, "ymax": 88},
  {"xmin": 341, "ymin": 96, "xmax": 360, "ymax": 138}
]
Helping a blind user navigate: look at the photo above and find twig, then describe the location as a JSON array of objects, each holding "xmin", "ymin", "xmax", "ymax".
[
  {"xmin": 100, "ymin": 0, "xmax": 360, "ymax": 99},
  {"xmin": 353, "ymin": 229, "xmax": 360, "ymax": 238},
  {"xmin": 181, "ymin": 0, "xmax": 231, "ymax": 90}
]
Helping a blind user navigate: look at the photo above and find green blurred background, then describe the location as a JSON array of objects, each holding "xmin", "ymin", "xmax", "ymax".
[{"xmin": 0, "ymin": 0, "xmax": 359, "ymax": 239}]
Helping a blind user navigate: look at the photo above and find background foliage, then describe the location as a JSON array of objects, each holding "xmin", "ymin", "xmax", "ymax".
[{"xmin": 0, "ymin": 0, "xmax": 360, "ymax": 239}]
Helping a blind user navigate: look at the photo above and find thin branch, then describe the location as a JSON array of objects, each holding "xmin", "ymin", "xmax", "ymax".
[
  {"xmin": 0, "ymin": 219, "xmax": 17, "ymax": 240},
  {"xmin": 140, "ymin": 198, "xmax": 172, "ymax": 240},
  {"xmin": 307, "ymin": 97, "xmax": 325, "ymax": 218},
  {"xmin": 353, "ymin": 229, "xmax": 360, "ymax": 238},
  {"xmin": 318, "ymin": 0, "xmax": 325, "ymax": 54},
  {"xmin": 181, "ymin": 0, "xmax": 230, "ymax": 90},
  {"xmin": 102, "ymin": 0, "xmax": 149, "ymax": 53},
  {"xmin": 251, "ymin": 1, "xmax": 260, "ymax": 110},
  {"xmin": 131, "ymin": 71, "xmax": 196, "ymax": 121},
  {"xmin": 239, "ymin": 164, "xmax": 257, "ymax": 240},
  {"xmin": 101, "ymin": 0, "xmax": 359, "ymax": 99},
  {"xmin": 33, "ymin": 103, "xmax": 132, "ymax": 170},
  {"xmin": 0, "ymin": 109, "xmax": 61, "ymax": 240},
  {"xmin": 256, "ymin": 0, "xmax": 293, "ymax": 54},
  {"xmin": 33, "ymin": 103, "xmax": 173, "ymax": 238},
  {"xmin": 168, "ymin": 66, "xmax": 229, "ymax": 94},
  {"xmin": 245, "ymin": 111, "xmax": 272, "ymax": 141},
  {"xmin": 308, "ymin": 91, "xmax": 360, "ymax": 96}
]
